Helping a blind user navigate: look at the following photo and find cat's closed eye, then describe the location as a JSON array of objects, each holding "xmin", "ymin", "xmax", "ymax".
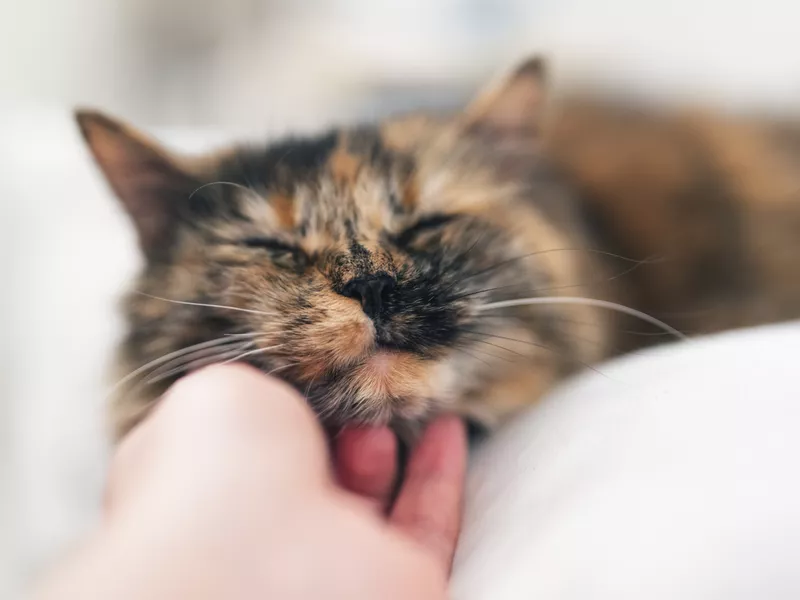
[
  {"xmin": 395, "ymin": 213, "xmax": 458, "ymax": 246},
  {"xmin": 241, "ymin": 237, "xmax": 307, "ymax": 268}
]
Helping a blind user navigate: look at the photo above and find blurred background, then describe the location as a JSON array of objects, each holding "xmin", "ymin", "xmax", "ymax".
[{"xmin": 2, "ymin": 0, "xmax": 799, "ymax": 597}]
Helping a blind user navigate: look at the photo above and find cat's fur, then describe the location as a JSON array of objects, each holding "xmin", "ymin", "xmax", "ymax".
[{"xmin": 76, "ymin": 58, "xmax": 800, "ymax": 441}]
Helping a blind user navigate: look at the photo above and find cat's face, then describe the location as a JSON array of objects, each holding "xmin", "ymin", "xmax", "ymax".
[{"xmin": 78, "ymin": 59, "xmax": 606, "ymax": 437}]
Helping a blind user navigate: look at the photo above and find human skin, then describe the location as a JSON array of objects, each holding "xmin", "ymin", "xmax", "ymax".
[{"xmin": 34, "ymin": 364, "xmax": 467, "ymax": 600}]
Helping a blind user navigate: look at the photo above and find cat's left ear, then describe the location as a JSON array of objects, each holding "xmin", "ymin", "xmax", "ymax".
[
  {"xmin": 461, "ymin": 56, "xmax": 548, "ymax": 144},
  {"xmin": 75, "ymin": 110, "xmax": 202, "ymax": 260}
]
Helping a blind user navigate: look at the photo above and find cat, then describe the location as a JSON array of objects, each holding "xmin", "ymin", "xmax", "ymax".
[{"xmin": 76, "ymin": 57, "xmax": 800, "ymax": 441}]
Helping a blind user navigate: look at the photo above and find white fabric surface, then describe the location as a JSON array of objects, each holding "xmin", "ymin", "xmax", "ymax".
[{"xmin": 453, "ymin": 322, "xmax": 800, "ymax": 600}]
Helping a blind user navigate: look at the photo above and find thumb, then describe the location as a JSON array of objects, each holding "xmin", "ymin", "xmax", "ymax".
[{"xmin": 108, "ymin": 364, "xmax": 329, "ymax": 510}]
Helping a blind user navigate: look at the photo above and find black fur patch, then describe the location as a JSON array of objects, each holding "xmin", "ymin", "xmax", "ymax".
[{"xmin": 217, "ymin": 131, "xmax": 340, "ymax": 191}]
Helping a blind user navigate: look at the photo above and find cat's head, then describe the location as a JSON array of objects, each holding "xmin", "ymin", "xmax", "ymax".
[{"xmin": 77, "ymin": 58, "xmax": 606, "ymax": 438}]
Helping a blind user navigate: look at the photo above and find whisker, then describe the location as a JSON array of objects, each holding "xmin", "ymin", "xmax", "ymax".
[
  {"xmin": 315, "ymin": 391, "xmax": 339, "ymax": 422},
  {"xmin": 189, "ymin": 180, "xmax": 263, "ymax": 203},
  {"xmin": 450, "ymin": 248, "xmax": 662, "ymax": 290},
  {"xmin": 451, "ymin": 252, "xmax": 661, "ymax": 301},
  {"xmin": 471, "ymin": 311, "xmax": 700, "ymax": 339},
  {"xmin": 141, "ymin": 343, "xmax": 285, "ymax": 387},
  {"xmin": 457, "ymin": 331, "xmax": 527, "ymax": 357},
  {"xmin": 450, "ymin": 282, "xmax": 529, "ymax": 302},
  {"xmin": 460, "ymin": 327, "xmax": 560, "ymax": 350},
  {"xmin": 139, "ymin": 346, "xmax": 256, "ymax": 388},
  {"xmin": 267, "ymin": 362, "xmax": 299, "ymax": 376},
  {"xmin": 443, "ymin": 233, "xmax": 486, "ymax": 274},
  {"xmin": 476, "ymin": 296, "xmax": 687, "ymax": 340},
  {"xmin": 622, "ymin": 329, "xmax": 695, "ymax": 337},
  {"xmin": 460, "ymin": 328, "xmax": 608, "ymax": 377},
  {"xmin": 527, "ymin": 254, "xmax": 660, "ymax": 296},
  {"xmin": 223, "ymin": 290, "xmax": 279, "ymax": 303},
  {"xmin": 136, "ymin": 292, "xmax": 276, "ymax": 317},
  {"xmin": 143, "ymin": 339, "xmax": 258, "ymax": 384},
  {"xmin": 221, "ymin": 344, "xmax": 285, "ymax": 365},
  {"xmin": 451, "ymin": 344, "xmax": 492, "ymax": 367},
  {"xmin": 303, "ymin": 372, "xmax": 322, "ymax": 400},
  {"xmin": 349, "ymin": 393, "xmax": 378, "ymax": 423},
  {"xmin": 459, "ymin": 342, "xmax": 517, "ymax": 362},
  {"xmin": 108, "ymin": 334, "xmax": 260, "ymax": 396},
  {"xmin": 472, "ymin": 306, "xmax": 704, "ymax": 342}
]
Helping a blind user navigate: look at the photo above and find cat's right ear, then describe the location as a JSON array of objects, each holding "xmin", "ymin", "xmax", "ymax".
[
  {"xmin": 460, "ymin": 57, "xmax": 548, "ymax": 145},
  {"xmin": 75, "ymin": 110, "xmax": 200, "ymax": 260}
]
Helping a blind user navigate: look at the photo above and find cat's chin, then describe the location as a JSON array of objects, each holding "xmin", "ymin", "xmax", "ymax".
[
  {"xmin": 352, "ymin": 349, "xmax": 421, "ymax": 392},
  {"xmin": 361, "ymin": 349, "xmax": 402, "ymax": 377},
  {"xmin": 329, "ymin": 348, "xmax": 434, "ymax": 424}
]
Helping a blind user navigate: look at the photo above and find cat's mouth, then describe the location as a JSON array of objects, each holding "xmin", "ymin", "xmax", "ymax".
[
  {"xmin": 297, "ymin": 345, "xmax": 435, "ymax": 425},
  {"xmin": 271, "ymin": 311, "xmax": 447, "ymax": 424}
]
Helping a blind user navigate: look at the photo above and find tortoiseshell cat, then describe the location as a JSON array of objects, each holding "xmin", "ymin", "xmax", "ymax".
[{"xmin": 77, "ymin": 58, "xmax": 800, "ymax": 441}]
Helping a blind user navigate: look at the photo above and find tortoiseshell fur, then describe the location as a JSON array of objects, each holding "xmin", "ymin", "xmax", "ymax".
[{"xmin": 77, "ymin": 59, "xmax": 800, "ymax": 440}]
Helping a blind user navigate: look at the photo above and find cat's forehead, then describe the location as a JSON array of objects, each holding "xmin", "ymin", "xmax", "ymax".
[{"xmin": 221, "ymin": 126, "xmax": 418, "ymax": 243}]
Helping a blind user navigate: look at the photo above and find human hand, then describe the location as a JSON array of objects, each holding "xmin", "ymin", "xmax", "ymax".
[{"xmin": 36, "ymin": 364, "xmax": 467, "ymax": 600}]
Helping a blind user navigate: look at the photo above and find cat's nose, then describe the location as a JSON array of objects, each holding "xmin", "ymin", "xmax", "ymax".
[{"xmin": 340, "ymin": 273, "xmax": 396, "ymax": 321}]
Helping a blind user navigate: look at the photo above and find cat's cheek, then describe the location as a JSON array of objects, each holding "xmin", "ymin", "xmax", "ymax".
[{"xmin": 424, "ymin": 355, "xmax": 472, "ymax": 414}]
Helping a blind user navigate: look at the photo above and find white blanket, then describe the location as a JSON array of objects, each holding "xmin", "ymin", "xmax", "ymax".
[{"xmin": 454, "ymin": 322, "xmax": 800, "ymax": 600}]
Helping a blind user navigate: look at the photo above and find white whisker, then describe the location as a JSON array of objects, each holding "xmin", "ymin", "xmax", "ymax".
[
  {"xmin": 477, "ymin": 296, "xmax": 688, "ymax": 340},
  {"xmin": 136, "ymin": 292, "xmax": 275, "ymax": 317},
  {"xmin": 189, "ymin": 180, "xmax": 263, "ymax": 203},
  {"xmin": 144, "ymin": 343, "xmax": 285, "ymax": 386},
  {"xmin": 108, "ymin": 334, "xmax": 260, "ymax": 396},
  {"xmin": 303, "ymin": 371, "xmax": 321, "ymax": 399},
  {"xmin": 142, "ymin": 346, "xmax": 260, "ymax": 387},
  {"xmin": 143, "ymin": 340, "xmax": 257, "ymax": 384},
  {"xmin": 221, "ymin": 344, "xmax": 285, "ymax": 365},
  {"xmin": 266, "ymin": 362, "xmax": 298, "ymax": 376}
]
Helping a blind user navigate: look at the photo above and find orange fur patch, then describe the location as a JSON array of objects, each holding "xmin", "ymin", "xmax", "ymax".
[
  {"xmin": 402, "ymin": 177, "xmax": 419, "ymax": 209},
  {"xmin": 329, "ymin": 146, "xmax": 363, "ymax": 187},
  {"xmin": 270, "ymin": 193, "xmax": 296, "ymax": 229}
]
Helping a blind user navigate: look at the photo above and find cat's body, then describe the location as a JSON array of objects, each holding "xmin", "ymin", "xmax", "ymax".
[
  {"xmin": 76, "ymin": 59, "xmax": 800, "ymax": 440},
  {"xmin": 548, "ymin": 97, "xmax": 800, "ymax": 345}
]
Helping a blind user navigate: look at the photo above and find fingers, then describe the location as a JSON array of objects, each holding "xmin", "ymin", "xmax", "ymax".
[
  {"xmin": 109, "ymin": 364, "xmax": 329, "ymax": 509},
  {"xmin": 163, "ymin": 364, "xmax": 321, "ymax": 447},
  {"xmin": 335, "ymin": 426, "xmax": 398, "ymax": 513},
  {"xmin": 389, "ymin": 416, "xmax": 467, "ymax": 573},
  {"xmin": 163, "ymin": 363, "xmax": 316, "ymax": 437}
]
